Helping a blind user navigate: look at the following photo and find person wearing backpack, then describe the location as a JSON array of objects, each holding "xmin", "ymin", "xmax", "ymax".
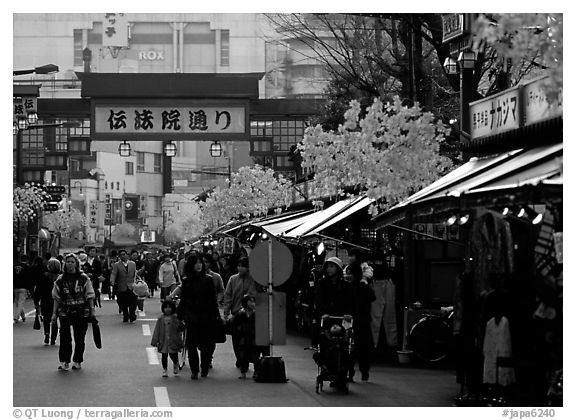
[{"xmin": 158, "ymin": 253, "xmax": 181, "ymax": 302}]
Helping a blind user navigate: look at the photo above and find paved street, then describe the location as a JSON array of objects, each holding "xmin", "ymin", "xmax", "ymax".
[{"xmin": 13, "ymin": 295, "xmax": 457, "ymax": 407}]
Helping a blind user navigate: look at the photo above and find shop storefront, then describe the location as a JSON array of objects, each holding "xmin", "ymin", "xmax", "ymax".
[{"xmin": 372, "ymin": 75, "xmax": 563, "ymax": 405}]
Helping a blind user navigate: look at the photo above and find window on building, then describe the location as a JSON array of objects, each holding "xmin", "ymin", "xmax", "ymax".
[
  {"xmin": 125, "ymin": 161, "xmax": 134, "ymax": 175},
  {"xmin": 136, "ymin": 152, "xmax": 145, "ymax": 172},
  {"xmin": 73, "ymin": 29, "xmax": 83, "ymax": 67},
  {"xmin": 153, "ymin": 196, "xmax": 162, "ymax": 216},
  {"xmin": 153, "ymin": 154, "xmax": 162, "ymax": 173},
  {"xmin": 20, "ymin": 127, "xmax": 45, "ymax": 167},
  {"xmin": 220, "ymin": 30, "xmax": 230, "ymax": 67},
  {"xmin": 250, "ymin": 118, "xmax": 306, "ymax": 153}
]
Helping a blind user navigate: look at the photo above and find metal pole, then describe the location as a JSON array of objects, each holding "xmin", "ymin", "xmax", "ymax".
[{"xmin": 268, "ymin": 237, "xmax": 273, "ymax": 357}]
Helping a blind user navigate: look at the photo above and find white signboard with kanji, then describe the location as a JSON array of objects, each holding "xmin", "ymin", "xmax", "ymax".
[
  {"xmin": 93, "ymin": 102, "xmax": 247, "ymax": 140},
  {"xmin": 470, "ymin": 86, "xmax": 521, "ymax": 139},
  {"xmin": 89, "ymin": 201, "xmax": 99, "ymax": 228}
]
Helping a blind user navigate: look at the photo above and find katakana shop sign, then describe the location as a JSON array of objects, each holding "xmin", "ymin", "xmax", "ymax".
[
  {"xmin": 92, "ymin": 100, "xmax": 249, "ymax": 140},
  {"xmin": 102, "ymin": 13, "xmax": 128, "ymax": 48},
  {"xmin": 469, "ymin": 75, "xmax": 562, "ymax": 140},
  {"xmin": 470, "ymin": 86, "xmax": 521, "ymax": 139}
]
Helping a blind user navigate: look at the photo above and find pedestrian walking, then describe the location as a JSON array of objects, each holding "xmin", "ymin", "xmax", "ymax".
[
  {"xmin": 32, "ymin": 255, "xmax": 60, "ymax": 345},
  {"xmin": 202, "ymin": 253, "xmax": 225, "ymax": 369},
  {"xmin": 151, "ymin": 300, "xmax": 184, "ymax": 377},
  {"xmin": 313, "ymin": 257, "xmax": 358, "ymax": 346},
  {"xmin": 140, "ymin": 252, "xmax": 159, "ymax": 297},
  {"xmin": 344, "ymin": 248, "xmax": 376, "ymax": 382},
  {"xmin": 158, "ymin": 253, "xmax": 181, "ymax": 302},
  {"xmin": 99, "ymin": 254, "xmax": 112, "ymax": 301},
  {"xmin": 13, "ymin": 254, "xmax": 32, "ymax": 323},
  {"xmin": 234, "ymin": 294, "xmax": 267, "ymax": 380},
  {"xmin": 177, "ymin": 254, "xmax": 220, "ymax": 380},
  {"xmin": 223, "ymin": 257, "xmax": 267, "ymax": 368},
  {"xmin": 51, "ymin": 253, "xmax": 95, "ymax": 371},
  {"xmin": 83, "ymin": 247, "xmax": 103, "ymax": 308},
  {"xmin": 110, "ymin": 249, "xmax": 138, "ymax": 323}
]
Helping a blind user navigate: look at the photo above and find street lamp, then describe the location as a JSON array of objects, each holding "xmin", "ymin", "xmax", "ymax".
[
  {"xmin": 209, "ymin": 141, "xmax": 223, "ymax": 157},
  {"xmin": 17, "ymin": 117, "xmax": 29, "ymax": 131},
  {"xmin": 443, "ymin": 57, "xmax": 458, "ymax": 75},
  {"xmin": 163, "ymin": 141, "xmax": 177, "ymax": 157},
  {"xmin": 13, "ymin": 64, "xmax": 59, "ymax": 76},
  {"xmin": 118, "ymin": 140, "xmax": 131, "ymax": 157},
  {"xmin": 457, "ymin": 51, "xmax": 476, "ymax": 69}
]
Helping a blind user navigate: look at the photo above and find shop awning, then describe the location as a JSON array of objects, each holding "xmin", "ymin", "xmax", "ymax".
[
  {"xmin": 297, "ymin": 196, "xmax": 375, "ymax": 239},
  {"xmin": 372, "ymin": 143, "xmax": 563, "ymax": 228},
  {"xmin": 252, "ymin": 209, "xmax": 313, "ymax": 227},
  {"xmin": 261, "ymin": 211, "xmax": 320, "ymax": 237},
  {"xmin": 283, "ymin": 196, "xmax": 366, "ymax": 239}
]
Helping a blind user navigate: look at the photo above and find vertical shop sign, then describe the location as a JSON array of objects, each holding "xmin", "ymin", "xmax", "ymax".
[{"xmin": 89, "ymin": 201, "xmax": 99, "ymax": 227}]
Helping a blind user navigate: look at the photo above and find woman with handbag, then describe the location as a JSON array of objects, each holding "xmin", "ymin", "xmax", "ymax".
[
  {"xmin": 158, "ymin": 253, "xmax": 181, "ymax": 302},
  {"xmin": 51, "ymin": 253, "xmax": 95, "ymax": 371},
  {"xmin": 176, "ymin": 254, "xmax": 221, "ymax": 380}
]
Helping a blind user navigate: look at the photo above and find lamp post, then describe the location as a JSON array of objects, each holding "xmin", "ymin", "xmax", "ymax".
[{"xmin": 209, "ymin": 141, "xmax": 232, "ymax": 186}]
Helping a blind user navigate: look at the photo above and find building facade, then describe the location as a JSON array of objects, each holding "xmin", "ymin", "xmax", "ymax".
[{"xmin": 13, "ymin": 13, "xmax": 328, "ymax": 246}]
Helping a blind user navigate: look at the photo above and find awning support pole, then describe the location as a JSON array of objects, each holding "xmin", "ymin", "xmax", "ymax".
[{"xmin": 301, "ymin": 233, "xmax": 372, "ymax": 251}]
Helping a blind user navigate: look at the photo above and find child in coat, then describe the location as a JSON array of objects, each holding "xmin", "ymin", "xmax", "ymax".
[
  {"xmin": 234, "ymin": 294, "xmax": 267, "ymax": 379},
  {"xmin": 151, "ymin": 300, "xmax": 184, "ymax": 377}
]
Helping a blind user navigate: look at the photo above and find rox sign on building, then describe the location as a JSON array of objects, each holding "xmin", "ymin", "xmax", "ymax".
[{"xmin": 92, "ymin": 99, "xmax": 249, "ymax": 140}]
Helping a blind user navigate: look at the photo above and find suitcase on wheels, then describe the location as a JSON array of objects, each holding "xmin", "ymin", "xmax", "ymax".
[{"xmin": 254, "ymin": 356, "xmax": 288, "ymax": 383}]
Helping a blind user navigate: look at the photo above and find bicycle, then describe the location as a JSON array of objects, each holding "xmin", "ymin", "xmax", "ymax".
[{"xmin": 407, "ymin": 307, "xmax": 454, "ymax": 363}]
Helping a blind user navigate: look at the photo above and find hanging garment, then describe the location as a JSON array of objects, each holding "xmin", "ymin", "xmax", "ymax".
[
  {"xmin": 534, "ymin": 210, "xmax": 557, "ymax": 278},
  {"xmin": 370, "ymin": 279, "xmax": 398, "ymax": 348},
  {"xmin": 469, "ymin": 210, "xmax": 514, "ymax": 297},
  {"xmin": 483, "ymin": 316, "xmax": 515, "ymax": 386}
]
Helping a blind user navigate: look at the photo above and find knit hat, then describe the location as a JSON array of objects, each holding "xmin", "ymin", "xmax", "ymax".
[{"xmin": 323, "ymin": 256, "xmax": 343, "ymax": 271}]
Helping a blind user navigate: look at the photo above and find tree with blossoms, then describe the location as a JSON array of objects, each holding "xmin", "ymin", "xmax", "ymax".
[
  {"xmin": 13, "ymin": 183, "xmax": 50, "ymax": 222},
  {"xmin": 43, "ymin": 207, "xmax": 86, "ymax": 238},
  {"xmin": 299, "ymin": 96, "xmax": 453, "ymax": 215},
  {"xmin": 163, "ymin": 203, "xmax": 205, "ymax": 244},
  {"xmin": 473, "ymin": 13, "xmax": 562, "ymax": 101},
  {"xmin": 200, "ymin": 165, "xmax": 292, "ymax": 228}
]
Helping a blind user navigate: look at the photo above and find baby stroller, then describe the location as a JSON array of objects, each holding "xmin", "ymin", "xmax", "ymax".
[{"xmin": 312, "ymin": 315, "xmax": 354, "ymax": 394}]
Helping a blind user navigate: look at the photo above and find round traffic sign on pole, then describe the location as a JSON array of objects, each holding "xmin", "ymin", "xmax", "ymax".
[{"xmin": 249, "ymin": 238, "xmax": 293, "ymax": 287}]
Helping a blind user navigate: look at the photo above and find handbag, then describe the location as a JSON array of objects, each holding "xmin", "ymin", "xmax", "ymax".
[
  {"xmin": 132, "ymin": 275, "xmax": 150, "ymax": 298},
  {"xmin": 33, "ymin": 314, "xmax": 41, "ymax": 330},
  {"xmin": 91, "ymin": 318, "xmax": 102, "ymax": 349},
  {"xmin": 223, "ymin": 317, "xmax": 234, "ymax": 336},
  {"xmin": 214, "ymin": 318, "xmax": 227, "ymax": 343}
]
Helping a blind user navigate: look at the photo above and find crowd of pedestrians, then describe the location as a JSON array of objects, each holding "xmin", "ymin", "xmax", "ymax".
[{"xmin": 14, "ymin": 245, "xmax": 376, "ymax": 386}]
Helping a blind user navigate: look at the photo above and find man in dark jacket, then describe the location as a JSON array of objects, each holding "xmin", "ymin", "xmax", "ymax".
[
  {"xmin": 13, "ymin": 254, "xmax": 32, "ymax": 323},
  {"xmin": 110, "ymin": 249, "xmax": 138, "ymax": 323},
  {"xmin": 344, "ymin": 248, "xmax": 376, "ymax": 382},
  {"xmin": 314, "ymin": 257, "xmax": 358, "ymax": 319},
  {"xmin": 83, "ymin": 247, "xmax": 103, "ymax": 308},
  {"xmin": 140, "ymin": 252, "xmax": 159, "ymax": 297}
]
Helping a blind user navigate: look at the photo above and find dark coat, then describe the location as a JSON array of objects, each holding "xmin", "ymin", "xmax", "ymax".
[
  {"xmin": 151, "ymin": 314, "xmax": 184, "ymax": 353},
  {"xmin": 177, "ymin": 273, "xmax": 220, "ymax": 347},
  {"xmin": 13, "ymin": 263, "xmax": 32, "ymax": 291},
  {"xmin": 314, "ymin": 274, "xmax": 358, "ymax": 319}
]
